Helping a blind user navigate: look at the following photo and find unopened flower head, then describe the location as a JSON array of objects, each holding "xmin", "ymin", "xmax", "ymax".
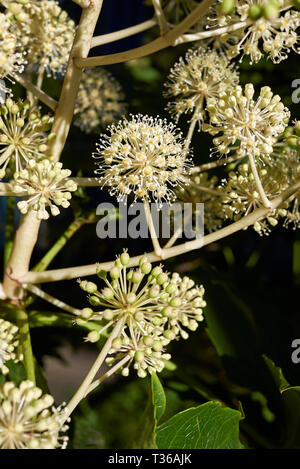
[
  {"xmin": 221, "ymin": 161, "xmax": 290, "ymax": 235},
  {"xmin": 77, "ymin": 252, "xmax": 206, "ymax": 377},
  {"xmin": 74, "ymin": 68, "xmax": 126, "ymax": 134},
  {"xmin": 0, "ymin": 12, "xmax": 25, "ymax": 80},
  {"xmin": 0, "ymin": 380, "xmax": 69, "ymax": 449},
  {"xmin": 94, "ymin": 114, "xmax": 191, "ymax": 206},
  {"xmin": 203, "ymin": 84, "xmax": 290, "ymax": 159},
  {"xmin": 164, "ymin": 47, "xmax": 239, "ymax": 125},
  {"xmin": 176, "ymin": 172, "xmax": 224, "ymax": 231},
  {"xmin": 0, "ymin": 319, "xmax": 22, "ymax": 375},
  {"xmin": 13, "ymin": 159, "xmax": 77, "ymax": 220},
  {"xmin": 206, "ymin": 0, "xmax": 300, "ymax": 63},
  {"xmin": 0, "ymin": 98, "xmax": 52, "ymax": 179}
]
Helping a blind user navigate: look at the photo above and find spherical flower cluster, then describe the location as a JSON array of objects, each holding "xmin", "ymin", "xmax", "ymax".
[
  {"xmin": 74, "ymin": 68, "xmax": 126, "ymax": 134},
  {"xmin": 206, "ymin": 0, "xmax": 300, "ymax": 64},
  {"xmin": 175, "ymin": 172, "xmax": 224, "ymax": 232},
  {"xmin": 0, "ymin": 98, "xmax": 52, "ymax": 179},
  {"xmin": 0, "ymin": 12, "xmax": 25, "ymax": 82},
  {"xmin": 0, "ymin": 380, "xmax": 69, "ymax": 449},
  {"xmin": 9, "ymin": 0, "xmax": 75, "ymax": 76},
  {"xmin": 13, "ymin": 159, "xmax": 77, "ymax": 220},
  {"xmin": 77, "ymin": 252, "xmax": 206, "ymax": 378},
  {"xmin": 221, "ymin": 161, "xmax": 290, "ymax": 234},
  {"xmin": 93, "ymin": 114, "xmax": 191, "ymax": 206},
  {"xmin": 203, "ymin": 84, "xmax": 290, "ymax": 159},
  {"xmin": 0, "ymin": 319, "xmax": 22, "ymax": 375},
  {"xmin": 164, "ymin": 47, "xmax": 239, "ymax": 125}
]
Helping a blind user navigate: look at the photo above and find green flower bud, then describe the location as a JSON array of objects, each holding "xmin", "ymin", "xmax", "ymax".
[
  {"xmin": 86, "ymin": 331, "xmax": 100, "ymax": 343},
  {"xmin": 157, "ymin": 273, "xmax": 168, "ymax": 285},
  {"xmin": 102, "ymin": 287, "xmax": 114, "ymax": 300},
  {"xmin": 103, "ymin": 309, "xmax": 114, "ymax": 320},
  {"xmin": 261, "ymin": 2, "xmax": 279, "ymax": 19},
  {"xmin": 294, "ymin": 121, "xmax": 300, "ymax": 136},
  {"xmin": 287, "ymin": 136, "xmax": 298, "ymax": 147},
  {"xmin": 165, "ymin": 283, "xmax": 176, "ymax": 294},
  {"xmin": 110, "ymin": 266, "xmax": 120, "ymax": 279},
  {"xmin": 151, "ymin": 266, "xmax": 162, "ymax": 278},
  {"xmin": 126, "ymin": 292, "xmax": 137, "ymax": 304},
  {"xmin": 114, "ymin": 258, "xmax": 123, "ymax": 270},
  {"xmin": 152, "ymin": 340, "xmax": 163, "ymax": 352},
  {"xmin": 80, "ymin": 280, "xmax": 97, "ymax": 293},
  {"xmin": 169, "ymin": 297, "xmax": 182, "ymax": 307},
  {"xmin": 148, "ymin": 285, "xmax": 160, "ymax": 298},
  {"xmin": 97, "ymin": 269, "xmax": 107, "ymax": 279},
  {"xmin": 143, "ymin": 336, "xmax": 153, "ymax": 346},
  {"xmin": 163, "ymin": 330, "xmax": 175, "ymax": 341},
  {"xmin": 120, "ymin": 252, "xmax": 130, "ymax": 266},
  {"xmin": 140, "ymin": 262, "xmax": 152, "ymax": 274},
  {"xmin": 152, "ymin": 316, "xmax": 162, "ymax": 326},
  {"xmin": 162, "ymin": 306, "xmax": 173, "ymax": 317},
  {"xmin": 135, "ymin": 350, "xmax": 144, "ymax": 363},
  {"xmin": 132, "ymin": 271, "xmax": 143, "ymax": 284},
  {"xmin": 112, "ymin": 337, "xmax": 122, "ymax": 349},
  {"xmin": 81, "ymin": 308, "xmax": 93, "ymax": 319},
  {"xmin": 221, "ymin": 0, "xmax": 235, "ymax": 14},
  {"xmin": 248, "ymin": 4, "xmax": 262, "ymax": 20},
  {"xmin": 89, "ymin": 296, "xmax": 101, "ymax": 306},
  {"xmin": 283, "ymin": 126, "xmax": 294, "ymax": 138},
  {"xmin": 139, "ymin": 256, "xmax": 148, "ymax": 267}
]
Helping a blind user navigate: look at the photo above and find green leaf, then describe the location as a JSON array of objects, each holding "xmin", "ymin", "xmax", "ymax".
[
  {"xmin": 73, "ymin": 402, "xmax": 104, "ymax": 449},
  {"xmin": 156, "ymin": 401, "xmax": 243, "ymax": 449},
  {"xmin": 6, "ymin": 361, "xmax": 27, "ymax": 385},
  {"xmin": 152, "ymin": 373, "xmax": 166, "ymax": 423}
]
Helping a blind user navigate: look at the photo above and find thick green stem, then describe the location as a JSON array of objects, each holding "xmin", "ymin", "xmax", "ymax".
[
  {"xmin": 33, "ymin": 218, "xmax": 86, "ymax": 272},
  {"xmin": 16, "ymin": 308, "xmax": 35, "ymax": 384},
  {"xmin": 3, "ymin": 197, "xmax": 15, "ymax": 270}
]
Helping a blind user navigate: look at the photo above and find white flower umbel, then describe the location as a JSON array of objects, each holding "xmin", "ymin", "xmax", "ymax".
[
  {"xmin": 13, "ymin": 159, "xmax": 77, "ymax": 220},
  {"xmin": 206, "ymin": 0, "xmax": 300, "ymax": 64},
  {"xmin": 164, "ymin": 47, "xmax": 239, "ymax": 125},
  {"xmin": 77, "ymin": 252, "xmax": 206, "ymax": 377},
  {"xmin": 74, "ymin": 67, "xmax": 126, "ymax": 134},
  {"xmin": 94, "ymin": 114, "xmax": 191, "ymax": 206},
  {"xmin": 0, "ymin": 380, "xmax": 69, "ymax": 449},
  {"xmin": 0, "ymin": 319, "xmax": 22, "ymax": 375},
  {"xmin": 0, "ymin": 12, "xmax": 25, "ymax": 81},
  {"xmin": 221, "ymin": 161, "xmax": 290, "ymax": 235},
  {"xmin": 0, "ymin": 98, "xmax": 52, "ymax": 179},
  {"xmin": 203, "ymin": 83, "xmax": 290, "ymax": 159}
]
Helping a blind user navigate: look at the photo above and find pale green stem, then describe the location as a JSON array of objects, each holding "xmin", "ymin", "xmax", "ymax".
[
  {"xmin": 91, "ymin": 18, "xmax": 157, "ymax": 48},
  {"xmin": 74, "ymin": 0, "xmax": 216, "ymax": 67},
  {"xmin": 15, "ymin": 75, "xmax": 57, "ymax": 111},
  {"xmin": 184, "ymin": 104, "xmax": 202, "ymax": 152},
  {"xmin": 86, "ymin": 355, "xmax": 131, "ymax": 396},
  {"xmin": 21, "ymin": 179, "xmax": 300, "ymax": 284},
  {"xmin": 152, "ymin": 0, "xmax": 169, "ymax": 34},
  {"xmin": 16, "ymin": 308, "xmax": 36, "ymax": 384},
  {"xmin": 24, "ymin": 284, "xmax": 81, "ymax": 315},
  {"xmin": 190, "ymin": 155, "xmax": 243, "ymax": 173},
  {"xmin": 248, "ymin": 154, "xmax": 271, "ymax": 209},
  {"xmin": 144, "ymin": 200, "xmax": 162, "ymax": 257},
  {"xmin": 64, "ymin": 317, "xmax": 125, "ymax": 421}
]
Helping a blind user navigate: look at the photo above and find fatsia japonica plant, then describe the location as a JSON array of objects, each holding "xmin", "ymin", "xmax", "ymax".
[{"xmin": 0, "ymin": 0, "xmax": 300, "ymax": 451}]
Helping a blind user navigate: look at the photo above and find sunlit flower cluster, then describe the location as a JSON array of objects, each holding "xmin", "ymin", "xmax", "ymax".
[
  {"xmin": 176, "ymin": 172, "xmax": 224, "ymax": 232},
  {"xmin": 94, "ymin": 114, "xmax": 191, "ymax": 206},
  {"xmin": 77, "ymin": 252, "xmax": 206, "ymax": 377},
  {"xmin": 164, "ymin": 47, "xmax": 239, "ymax": 125},
  {"xmin": 221, "ymin": 161, "xmax": 290, "ymax": 234},
  {"xmin": 0, "ymin": 380, "xmax": 69, "ymax": 449},
  {"xmin": 74, "ymin": 68, "xmax": 126, "ymax": 134},
  {"xmin": 13, "ymin": 159, "xmax": 77, "ymax": 220},
  {"xmin": 206, "ymin": 0, "xmax": 300, "ymax": 63},
  {"xmin": 203, "ymin": 83, "xmax": 290, "ymax": 159},
  {"xmin": 0, "ymin": 319, "xmax": 22, "ymax": 376},
  {"xmin": 0, "ymin": 12, "xmax": 25, "ymax": 84},
  {"xmin": 0, "ymin": 98, "xmax": 52, "ymax": 179}
]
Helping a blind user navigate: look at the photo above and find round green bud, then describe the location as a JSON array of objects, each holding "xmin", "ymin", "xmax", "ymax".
[
  {"xmin": 120, "ymin": 252, "xmax": 130, "ymax": 266},
  {"xmin": 283, "ymin": 126, "xmax": 294, "ymax": 138},
  {"xmin": 127, "ymin": 271, "xmax": 133, "ymax": 281},
  {"xmin": 152, "ymin": 316, "xmax": 163, "ymax": 326},
  {"xmin": 152, "ymin": 340, "xmax": 163, "ymax": 352},
  {"xmin": 110, "ymin": 266, "xmax": 120, "ymax": 279},
  {"xmin": 132, "ymin": 271, "xmax": 143, "ymax": 284},
  {"xmin": 162, "ymin": 306, "xmax": 173, "ymax": 317},
  {"xmin": 261, "ymin": 2, "xmax": 279, "ymax": 19},
  {"xmin": 114, "ymin": 258, "xmax": 123, "ymax": 270},
  {"xmin": 139, "ymin": 256, "xmax": 148, "ymax": 267},
  {"xmin": 151, "ymin": 266, "xmax": 162, "ymax": 278},
  {"xmin": 294, "ymin": 121, "xmax": 300, "ymax": 136},
  {"xmin": 86, "ymin": 331, "xmax": 100, "ymax": 343},
  {"xmin": 157, "ymin": 273, "xmax": 168, "ymax": 285},
  {"xmin": 126, "ymin": 292, "xmax": 137, "ymax": 304},
  {"xmin": 102, "ymin": 287, "xmax": 114, "ymax": 300},
  {"xmin": 287, "ymin": 136, "xmax": 298, "ymax": 147},
  {"xmin": 89, "ymin": 296, "xmax": 101, "ymax": 306},
  {"xmin": 111, "ymin": 280, "xmax": 118, "ymax": 289},
  {"xmin": 112, "ymin": 337, "xmax": 122, "ymax": 349},
  {"xmin": 140, "ymin": 262, "xmax": 152, "ymax": 274},
  {"xmin": 143, "ymin": 336, "xmax": 153, "ymax": 346},
  {"xmin": 163, "ymin": 330, "xmax": 175, "ymax": 341},
  {"xmin": 148, "ymin": 285, "xmax": 160, "ymax": 298},
  {"xmin": 135, "ymin": 311, "xmax": 144, "ymax": 321},
  {"xmin": 81, "ymin": 308, "xmax": 93, "ymax": 319},
  {"xmin": 169, "ymin": 297, "xmax": 182, "ymax": 307},
  {"xmin": 97, "ymin": 269, "xmax": 107, "ymax": 279},
  {"xmin": 248, "ymin": 4, "xmax": 262, "ymax": 20},
  {"xmin": 79, "ymin": 280, "xmax": 97, "ymax": 293},
  {"xmin": 221, "ymin": 0, "xmax": 235, "ymax": 14},
  {"xmin": 165, "ymin": 283, "xmax": 176, "ymax": 294},
  {"xmin": 103, "ymin": 309, "xmax": 114, "ymax": 320},
  {"xmin": 135, "ymin": 350, "xmax": 144, "ymax": 363}
]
